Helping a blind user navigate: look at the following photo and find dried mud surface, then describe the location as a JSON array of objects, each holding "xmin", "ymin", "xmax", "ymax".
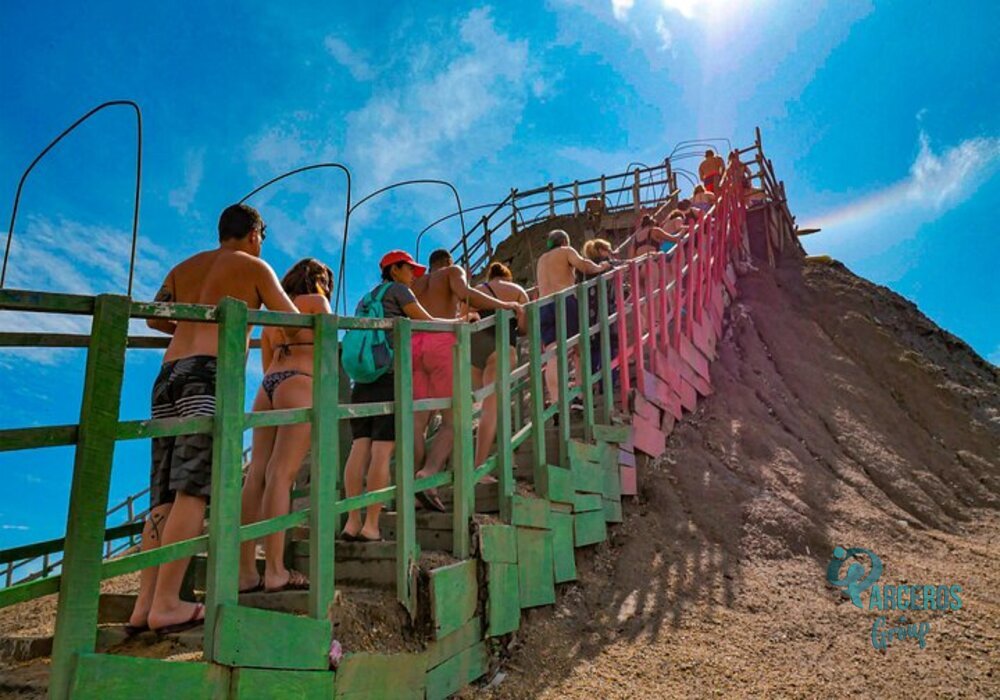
[{"xmin": 482, "ymin": 258, "xmax": 1000, "ymax": 698}]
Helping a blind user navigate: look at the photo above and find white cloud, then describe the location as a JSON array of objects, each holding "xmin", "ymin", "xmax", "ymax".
[
  {"xmin": 249, "ymin": 126, "xmax": 311, "ymax": 173},
  {"xmin": 344, "ymin": 7, "xmax": 540, "ymax": 187},
  {"xmin": 167, "ymin": 148, "xmax": 205, "ymax": 216},
  {"xmin": 324, "ymin": 35, "xmax": 375, "ymax": 81},
  {"xmin": 612, "ymin": 0, "xmax": 635, "ymax": 20},
  {"xmin": 659, "ymin": 0, "xmax": 696, "ymax": 20},
  {"xmin": 654, "ymin": 15, "xmax": 673, "ymax": 50},
  {"xmin": 905, "ymin": 131, "xmax": 1000, "ymax": 209}
]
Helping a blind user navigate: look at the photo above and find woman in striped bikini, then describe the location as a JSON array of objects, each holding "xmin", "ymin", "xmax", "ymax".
[{"xmin": 238, "ymin": 257, "xmax": 333, "ymax": 594}]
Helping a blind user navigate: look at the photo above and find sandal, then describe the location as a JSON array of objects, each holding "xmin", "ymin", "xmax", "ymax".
[
  {"xmin": 124, "ymin": 623, "xmax": 149, "ymax": 637},
  {"xmin": 239, "ymin": 574, "xmax": 264, "ymax": 594},
  {"xmin": 152, "ymin": 603, "xmax": 205, "ymax": 636},
  {"xmin": 266, "ymin": 569, "xmax": 310, "ymax": 593},
  {"xmin": 416, "ymin": 490, "xmax": 447, "ymax": 513}
]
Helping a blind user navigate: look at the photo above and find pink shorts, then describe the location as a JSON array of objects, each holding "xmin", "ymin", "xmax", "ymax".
[{"xmin": 412, "ymin": 331, "xmax": 457, "ymax": 400}]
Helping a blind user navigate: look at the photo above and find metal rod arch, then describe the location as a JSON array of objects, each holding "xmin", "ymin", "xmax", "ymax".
[{"xmin": 2, "ymin": 100, "xmax": 143, "ymax": 296}]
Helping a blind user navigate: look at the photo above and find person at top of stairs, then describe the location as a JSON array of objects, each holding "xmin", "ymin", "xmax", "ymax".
[
  {"xmin": 536, "ymin": 230, "xmax": 610, "ymax": 408},
  {"xmin": 238, "ymin": 258, "xmax": 334, "ymax": 594},
  {"xmin": 698, "ymin": 149, "xmax": 726, "ymax": 193},
  {"xmin": 409, "ymin": 249, "xmax": 521, "ymax": 512},
  {"xmin": 129, "ymin": 204, "xmax": 302, "ymax": 635}
]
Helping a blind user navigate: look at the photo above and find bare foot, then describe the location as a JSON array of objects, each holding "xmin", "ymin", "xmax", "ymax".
[
  {"xmin": 238, "ymin": 572, "xmax": 263, "ymax": 593},
  {"xmin": 357, "ymin": 525, "xmax": 383, "ymax": 542}
]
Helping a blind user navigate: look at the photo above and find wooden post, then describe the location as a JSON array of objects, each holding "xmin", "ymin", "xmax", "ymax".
[
  {"xmin": 452, "ymin": 324, "xmax": 474, "ymax": 557},
  {"xmin": 204, "ymin": 297, "xmax": 248, "ymax": 661},
  {"xmin": 600, "ymin": 175, "xmax": 606, "ymax": 203},
  {"xmin": 573, "ymin": 181, "xmax": 580, "ymax": 216},
  {"xmin": 576, "ymin": 282, "xmax": 594, "ymax": 442},
  {"xmin": 309, "ymin": 314, "xmax": 339, "ymax": 619},
  {"xmin": 645, "ymin": 257, "xmax": 656, "ymax": 351},
  {"xmin": 630, "ymin": 263, "xmax": 646, "ymax": 396},
  {"xmin": 614, "ymin": 268, "xmax": 630, "ymax": 411},
  {"xmin": 555, "ymin": 291, "xmax": 571, "ymax": 468},
  {"xmin": 495, "ymin": 310, "xmax": 514, "ymax": 521},
  {"xmin": 674, "ymin": 238, "xmax": 684, "ymax": 351},
  {"xmin": 394, "ymin": 319, "xmax": 418, "ymax": 610},
  {"xmin": 49, "ymin": 294, "xmax": 129, "ymax": 700},
  {"xmin": 527, "ymin": 303, "xmax": 547, "ymax": 495},
  {"xmin": 632, "ymin": 169, "xmax": 641, "ymax": 214},
  {"xmin": 482, "ymin": 216, "xmax": 492, "ymax": 259},
  {"xmin": 597, "ymin": 275, "xmax": 614, "ymax": 423},
  {"xmin": 659, "ymin": 254, "xmax": 670, "ymax": 349},
  {"xmin": 548, "ymin": 183, "xmax": 555, "ymax": 218},
  {"xmin": 510, "ymin": 188, "xmax": 519, "ymax": 238}
]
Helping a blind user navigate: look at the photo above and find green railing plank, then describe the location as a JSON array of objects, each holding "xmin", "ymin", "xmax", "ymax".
[
  {"xmin": 393, "ymin": 319, "xmax": 417, "ymax": 615},
  {"xmin": 597, "ymin": 276, "xmax": 614, "ymax": 422},
  {"xmin": 243, "ymin": 407, "xmax": 312, "ymax": 429},
  {"xmin": 115, "ymin": 415, "xmax": 212, "ymax": 441},
  {"xmin": 451, "ymin": 324, "xmax": 474, "ymax": 557},
  {"xmin": 494, "ymin": 309, "xmax": 514, "ymax": 521},
  {"xmin": 50, "ymin": 294, "xmax": 130, "ymax": 700},
  {"xmin": 204, "ymin": 297, "xmax": 248, "ymax": 661},
  {"xmin": 0, "ymin": 424, "xmax": 77, "ymax": 452},
  {"xmin": 526, "ymin": 302, "xmax": 547, "ymax": 496},
  {"xmin": 576, "ymin": 282, "xmax": 595, "ymax": 442},
  {"xmin": 0, "ymin": 522, "xmax": 142, "ymax": 565},
  {"xmin": 309, "ymin": 314, "xmax": 338, "ymax": 620},
  {"xmin": 0, "ymin": 288, "xmax": 95, "ymax": 314},
  {"xmin": 555, "ymin": 291, "xmax": 571, "ymax": 469}
]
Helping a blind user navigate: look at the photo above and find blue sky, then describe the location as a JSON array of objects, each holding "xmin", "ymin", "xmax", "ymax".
[{"xmin": 1, "ymin": 0, "xmax": 998, "ymax": 549}]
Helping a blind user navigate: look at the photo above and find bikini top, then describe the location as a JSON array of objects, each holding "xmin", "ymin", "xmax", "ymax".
[
  {"xmin": 477, "ymin": 282, "xmax": 519, "ymax": 337},
  {"xmin": 274, "ymin": 340, "xmax": 314, "ymax": 358}
]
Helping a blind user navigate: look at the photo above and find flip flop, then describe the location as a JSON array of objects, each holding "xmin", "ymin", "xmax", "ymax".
[
  {"xmin": 416, "ymin": 490, "xmax": 446, "ymax": 513},
  {"xmin": 340, "ymin": 531, "xmax": 360, "ymax": 542},
  {"xmin": 152, "ymin": 603, "xmax": 205, "ymax": 636},
  {"xmin": 124, "ymin": 623, "xmax": 149, "ymax": 637},
  {"xmin": 355, "ymin": 533, "xmax": 385, "ymax": 543},
  {"xmin": 266, "ymin": 569, "xmax": 310, "ymax": 593},
  {"xmin": 239, "ymin": 574, "xmax": 264, "ymax": 594}
]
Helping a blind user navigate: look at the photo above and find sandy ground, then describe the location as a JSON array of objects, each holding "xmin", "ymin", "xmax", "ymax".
[{"xmin": 479, "ymin": 257, "xmax": 999, "ymax": 698}]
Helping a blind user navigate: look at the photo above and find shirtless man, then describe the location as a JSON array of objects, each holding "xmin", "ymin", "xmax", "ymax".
[
  {"xmin": 536, "ymin": 230, "xmax": 610, "ymax": 406},
  {"xmin": 698, "ymin": 149, "xmax": 726, "ymax": 193},
  {"xmin": 410, "ymin": 249, "xmax": 521, "ymax": 511},
  {"xmin": 128, "ymin": 203, "xmax": 300, "ymax": 635}
]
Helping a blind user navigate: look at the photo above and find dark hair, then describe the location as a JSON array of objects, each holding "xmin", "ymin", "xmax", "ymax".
[
  {"xmin": 429, "ymin": 249, "xmax": 452, "ymax": 268},
  {"xmin": 487, "ymin": 262, "xmax": 513, "ymax": 280},
  {"xmin": 547, "ymin": 229, "xmax": 570, "ymax": 249},
  {"xmin": 282, "ymin": 258, "xmax": 333, "ymax": 300},
  {"xmin": 705, "ymin": 149, "xmax": 715, "ymax": 157},
  {"xmin": 381, "ymin": 262, "xmax": 403, "ymax": 281},
  {"xmin": 677, "ymin": 199, "xmax": 692, "ymax": 211},
  {"xmin": 218, "ymin": 203, "xmax": 262, "ymax": 242},
  {"xmin": 641, "ymin": 214, "xmax": 654, "ymax": 227}
]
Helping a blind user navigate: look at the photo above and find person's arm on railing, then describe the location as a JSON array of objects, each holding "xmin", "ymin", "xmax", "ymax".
[
  {"xmin": 147, "ymin": 270, "xmax": 178, "ymax": 335},
  {"xmin": 566, "ymin": 247, "xmax": 611, "ymax": 276},
  {"xmin": 447, "ymin": 267, "xmax": 519, "ymax": 313},
  {"xmin": 260, "ymin": 327, "xmax": 274, "ymax": 375}
]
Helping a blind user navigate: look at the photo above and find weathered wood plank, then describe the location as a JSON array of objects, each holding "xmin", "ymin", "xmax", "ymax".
[
  {"xmin": 618, "ymin": 449, "xmax": 636, "ymax": 468},
  {"xmin": 526, "ymin": 302, "xmax": 548, "ymax": 495},
  {"xmin": 425, "ymin": 641, "xmax": 489, "ymax": 700},
  {"xmin": 426, "ymin": 616, "xmax": 483, "ymax": 668},
  {"xmin": 230, "ymin": 668, "xmax": 333, "ymax": 699},
  {"xmin": 642, "ymin": 370, "xmax": 682, "ymax": 422},
  {"xmin": 547, "ymin": 464, "xmax": 575, "ymax": 505},
  {"xmin": 310, "ymin": 314, "xmax": 338, "ymax": 620},
  {"xmin": 516, "ymin": 528, "xmax": 555, "ymax": 608},
  {"xmin": 573, "ymin": 509, "xmax": 608, "ymax": 547},
  {"xmin": 592, "ymin": 423, "xmax": 631, "ymax": 444},
  {"xmin": 573, "ymin": 492, "xmax": 604, "ymax": 513},
  {"xmin": 569, "ymin": 456, "xmax": 604, "ymax": 495},
  {"xmin": 395, "ymin": 319, "xmax": 419, "ymax": 613},
  {"xmin": 596, "ymin": 276, "xmax": 615, "ymax": 422},
  {"xmin": 212, "ymin": 604, "xmax": 331, "ymax": 669},
  {"xmin": 620, "ymin": 465, "xmax": 638, "ymax": 496},
  {"xmin": 335, "ymin": 652, "xmax": 426, "ymax": 698},
  {"xmin": 430, "ymin": 559, "xmax": 478, "ymax": 639},
  {"xmin": 70, "ymin": 654, "xmax": 229, "ymax": 700},
  {"xmin": 494, "ymin": 309, "xmax": 515, "ymax": 521},
  {"xmin": 603, "ymin": 459, "xmax": 622, "ymax": 500},
  {"xmin": 632, "ymin": 391, "xmax": 659, "ymax": 422},
  {"xmin": 679, "ymin": 333, "xmax": 711, "ymax": 383},
  {"xmin": 511, "ymin": 495, "xmax": 551, "ymax": 530},
  {"xmin": 550, "ymin": 511, "xmax": 577, "ymax": 583},
  {"xmin": 603, "ymin": 498, "xmax": 624, "ymax": 523},
  {"xmin": 632, "ymin": 413, "xmax": 666, "ymax": 458},
  {"xmin": 486, "ymin": 562, "xmax": 520, "ymax": 636},
  {"xmin": 205, "ymin": 298, "xmax": 249, "ymax": 662},
  {"xmin": 452, "ymin": 324, "xmax": 474, "ymax": 559},
  {"xmin": 50, "ymin": 294, "xmax": 130, "ymax": 700},
  {"xmin": 479, "ymin": 524, "xmax": 518, "ymax": 564}
]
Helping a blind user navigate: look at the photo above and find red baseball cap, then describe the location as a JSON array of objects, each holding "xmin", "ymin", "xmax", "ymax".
[{"xmin": 379, "ymin": 250, "xmax": 426, "ymax": 277}]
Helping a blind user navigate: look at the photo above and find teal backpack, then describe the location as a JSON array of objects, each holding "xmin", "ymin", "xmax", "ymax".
[{"xmin": 341, "ymin": 282, "xmax": 395, "ymax": 384}]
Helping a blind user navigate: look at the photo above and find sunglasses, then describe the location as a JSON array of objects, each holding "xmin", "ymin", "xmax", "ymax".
[{"xmin": 259, "ymin": 223, "xmax": 268, "ymax": 241}]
